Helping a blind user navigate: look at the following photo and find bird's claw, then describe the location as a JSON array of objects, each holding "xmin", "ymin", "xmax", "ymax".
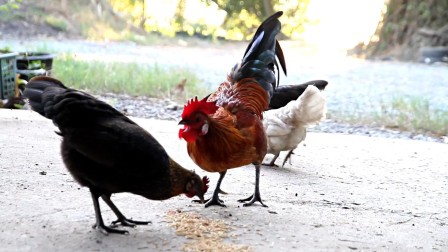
[
  {"xmin": 281, "ymin": 150, "xmax": 295, "ymax": 167},
  {"xmin": 111, "ymin": 218, "xmax": 151, "ymax": 228},
  {"xmin": 192, "ymin": 197, "xmax": 226, "ymax": 207},
  {"xmin": 204, "ymin": 196, "xmax": 226, "ymax": 208},
  {"xmin": 238, "ymin": 194, "xmax": 268, "ymax": 207},
  {"xmin": 262, "ymin": 162, "xmax": 279, "ymax": 167},
  {"xmin": 92, "ymin": 223, "xmax": 129, "ymax": 235}
]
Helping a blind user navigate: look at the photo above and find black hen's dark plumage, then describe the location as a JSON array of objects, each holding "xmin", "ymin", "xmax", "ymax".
[
  {"xmin": 229, "ymin": 11, "xmax": 287, "ymax": 102},
  {"xmin": 268, "ymin": 80, "xmax": 328, "ymax": 110},
  {"xmin": 23, "ymin": 76, "xmax": 208, "ymax": 235}
]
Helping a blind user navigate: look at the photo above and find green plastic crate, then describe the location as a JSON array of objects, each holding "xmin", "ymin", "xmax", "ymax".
[{"xmin": 0, "ymin": 52, "xmax": 18, "ymax": 99}]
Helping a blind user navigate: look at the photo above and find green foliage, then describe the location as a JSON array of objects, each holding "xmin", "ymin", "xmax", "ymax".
[
  {"xmin": 202, "ymin": 0, "xmax": 312, "ymax": 40},
  {"xmin": 0, "ymin": 47, "xmax": 12, "ymax": 53},
  {"xmin": 44, "ymin": 16, "xmax": 68, "ymax": 32},
  {"xmin": 108, "ymin": 0, "xmax": 145, "ymax": 27},
  {"xmin": 52, "ymin": 54, "xmax": 207, "ymax": 99},
  {"xmin": 0, "ymin": 0, "xmax": 22, "ymax": 12},
  {"xmin": 107, "ymin": 0, "xmax": 311, "ymax": 41}
]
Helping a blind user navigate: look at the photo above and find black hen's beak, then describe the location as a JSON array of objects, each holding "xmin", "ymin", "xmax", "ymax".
[
  {"xmin": 197, "ymin": 194, "xmax": 205, "ymax": 204},
  {"xmin": 196, "ymin": 184, "xmax": 205, "ymax": 203},
  {"xmin": 178, "ymin": 119, "xmax": 186, "ymax": 125}
]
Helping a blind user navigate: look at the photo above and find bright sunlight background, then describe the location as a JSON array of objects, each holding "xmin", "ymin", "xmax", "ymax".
[{"xmin": 145, "ymin": 0, "xmax": 385, "ymax": 51}]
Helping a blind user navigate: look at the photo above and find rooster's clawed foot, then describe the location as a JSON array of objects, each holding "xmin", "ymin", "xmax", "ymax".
[{"xmin": 238, "ymin": 192, "xmax": 268, "ymax": 207}]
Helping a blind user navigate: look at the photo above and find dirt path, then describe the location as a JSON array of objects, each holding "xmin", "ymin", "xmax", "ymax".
[{"xmin": 1, "ymin": 109, "xmax": 447, "ymax": 251}]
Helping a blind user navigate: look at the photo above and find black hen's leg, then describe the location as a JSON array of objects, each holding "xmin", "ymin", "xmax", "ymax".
[
  {"xmin": 238, "ymin": 164, "xmax": 268, "ymax": 207},
  {"xmin": 101, "ymin": 194, "xmax": 151, "ymax": 227},
  {"xmin": 90, "ymin": 190, "xmax": 128, "ymax": 235},
  {"xmin": 263, "ymin": 153, "xmax": 279, "ymax": 167},
  {"xmin": 204, "ymin": 171, "xmax": 227, "ymax": 207},
  {"xmin": 281, "ymin": 149, "xmax": 295, "ymax": 167}
]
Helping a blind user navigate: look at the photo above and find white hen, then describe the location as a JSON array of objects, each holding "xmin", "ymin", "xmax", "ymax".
[{"xmin": 263, "ymin": 85, "xmax": 327, "ymax": 167}]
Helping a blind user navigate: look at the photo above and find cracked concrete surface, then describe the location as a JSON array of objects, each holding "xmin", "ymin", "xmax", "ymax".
[{"xmin": 0, "ymin": 109, "xmax": 447, "ymax": 251}]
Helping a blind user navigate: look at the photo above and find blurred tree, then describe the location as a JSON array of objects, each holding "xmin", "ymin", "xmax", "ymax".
[
  {"xmin": 0, "ymin": 0, "xmax": 22, "ymax": 12},
  {"xmin": 108, "ymin": 0, "xmax": 145, "ymax": 27},
  {"xmin": 107, "ymin": 0, "xmax": 311, "ymax": 40},
  {"xmin": 206, "ymin": 0, "xmax": 311, "ymax": 40},
  {"xmin": 172, "ymin": 0, "xmax": 186, "ymax": 34},
  {"xmin": 363, "ymin": 0, "xmax": 448, "ymax": 61}
]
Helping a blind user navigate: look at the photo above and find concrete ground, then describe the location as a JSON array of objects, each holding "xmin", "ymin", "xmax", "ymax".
[{"xmin": 0, "ymin": 109, "xmax": 447, "ymax": 251}]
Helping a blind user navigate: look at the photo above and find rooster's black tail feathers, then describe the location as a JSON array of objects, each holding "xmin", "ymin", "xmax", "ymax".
[{"xmin": 231, "ymin": 11, "xmax": 287, "ymax": 102}]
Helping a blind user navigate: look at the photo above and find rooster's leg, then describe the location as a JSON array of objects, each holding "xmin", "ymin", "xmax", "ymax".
[
  {"xmin": 204, "ymin": 171, "xmax": 227, "ymax": 207},
  {"xmin": 101, "ymin": 194, "xmax": 151, "ymax": 227},
  {"xmin": 281, "ymin": 149, "xmax": 295, "ymax": 167},
  {"xmin": 238, "ymin": 164, "xmax": 268, "ymax": 207},
  {"xmin": 262, "ymin": 153, "xmax": 279, "ymax": 167},
  {"xmin": 90, "ymin": 190, "xmax": 128, "ymax": 235}
]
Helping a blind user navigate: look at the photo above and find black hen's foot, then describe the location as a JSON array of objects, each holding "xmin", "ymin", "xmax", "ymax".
[
  {"xmin": 238, "ymin": 193, "xmax": 268, "ymax": 207},
  {"xmin": 92, "ymin": 223, "xmax": 129, "ymax": 235},
  {"xmin": 111, "ymin": 218, "xmax": 151, "ymax": 228}
]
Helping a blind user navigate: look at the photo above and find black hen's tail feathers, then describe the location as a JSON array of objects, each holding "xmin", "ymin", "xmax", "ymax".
[
  {"xmin": 23, "ymin": 76, "xmax": 133, "ymax": 129},
  {"xmin": 230, "ymin": 11, "xmax": 286, "ymax": 102},
  {"xmin": 268, "ymin": 80, "xmax": 328, "ymax": 110},
  {"xmin": 23, "ymin": 76, "xmax": 67, "ymax": 116}
]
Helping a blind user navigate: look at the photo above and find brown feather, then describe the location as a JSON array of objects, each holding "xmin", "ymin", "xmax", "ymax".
[{"xmin": 186, "ymin": 80, "xmax": 268, "ymax": 172}]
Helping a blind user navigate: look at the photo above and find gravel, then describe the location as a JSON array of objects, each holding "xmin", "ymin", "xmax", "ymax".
[{"xmin": 96, "ymin": 93, "xmax": 447, "ymax": 144}]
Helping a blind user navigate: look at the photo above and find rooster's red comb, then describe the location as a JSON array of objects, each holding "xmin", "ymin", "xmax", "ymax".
[
  {"xmin": 181, "ymin": 96, "xmax": 218, "ymax": 119},
  {"xmin": 202, "ymin": 176, "xmax": 210, "ymax": 193}
]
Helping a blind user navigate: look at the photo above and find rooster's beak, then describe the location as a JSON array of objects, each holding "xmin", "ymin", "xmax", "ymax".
[{"xmin": 178, "ymin": 119, "xmax": 186, "ymax": 125}]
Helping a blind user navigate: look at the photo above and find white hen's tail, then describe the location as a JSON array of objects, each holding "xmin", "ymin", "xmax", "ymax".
[{"xmin": 274, "ymin": 85, "xmax": 327, "ymax": 127}]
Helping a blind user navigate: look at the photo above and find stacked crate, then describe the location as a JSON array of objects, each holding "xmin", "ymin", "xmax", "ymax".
[{"xmin": 0, "ymin": 52, "xmax": 18, "ymax": 99}]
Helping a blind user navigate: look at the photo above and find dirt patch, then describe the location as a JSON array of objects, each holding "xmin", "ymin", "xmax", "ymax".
[{"xmin": 0, "ymin": 19, "xmax": 71, "ymax": 40}]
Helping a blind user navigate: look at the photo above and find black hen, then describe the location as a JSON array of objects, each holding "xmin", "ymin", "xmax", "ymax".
[
  {"xmin": 268, "ymin": 80, "xmax": 328, "ymax": 110},
  {"xmin": 23, "ymin": 76, "xmax": 209, "ymax": 235}
]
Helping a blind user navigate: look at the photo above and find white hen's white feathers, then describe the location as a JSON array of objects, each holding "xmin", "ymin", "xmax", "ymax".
[{"xmin": 263, "ymin": 85, "xmax": 327, "ymax": 164}]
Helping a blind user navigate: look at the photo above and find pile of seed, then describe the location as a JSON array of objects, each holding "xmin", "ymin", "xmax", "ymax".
[{"xmin": 165, "ymin": 210, "xmax": 251, "ymax": 252}]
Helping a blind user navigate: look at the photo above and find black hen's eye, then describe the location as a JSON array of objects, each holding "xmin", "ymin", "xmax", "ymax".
[{"xmin": 195, "ymin": 117, "xmax": 201, "ymax": 123}]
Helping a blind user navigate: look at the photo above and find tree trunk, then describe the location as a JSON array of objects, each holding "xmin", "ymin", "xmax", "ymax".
[{"xmin": 261, "ymin": 0, "xmax": 274, "ymax": 18}]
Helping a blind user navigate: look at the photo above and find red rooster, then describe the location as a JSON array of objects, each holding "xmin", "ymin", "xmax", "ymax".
[{"xmin": 178, "ymin": 11, "xmax": 286, "ymax": 207}]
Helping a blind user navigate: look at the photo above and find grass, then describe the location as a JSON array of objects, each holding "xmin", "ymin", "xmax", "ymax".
[
  {"xmin": 377, "ymin": 95, "xmax": 448, "ymax": 137},
  {"xmin": 330, "ymin": 95, "xmax": 448, "ymax": 137},
  {"xmin": 52, "ymin": 54, "xmax": 209, "ymax": 100}
]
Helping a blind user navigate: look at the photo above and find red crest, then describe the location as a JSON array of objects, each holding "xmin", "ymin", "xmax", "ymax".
[
  {"xmin": 181, "ymin": 96, "xmax": 218, "ymax": 119},
  {"xmin": 202, "ymin": 176, "xmax": 210, "ymax": 193}
]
